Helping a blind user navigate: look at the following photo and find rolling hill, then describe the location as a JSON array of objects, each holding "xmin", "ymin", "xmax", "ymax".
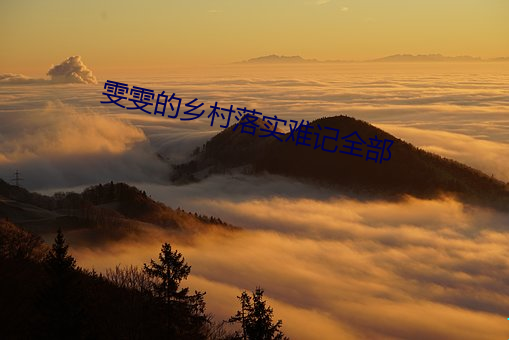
[{"xmin": 0, "ymin": 180, "xmax": 236, "ymax": 239}]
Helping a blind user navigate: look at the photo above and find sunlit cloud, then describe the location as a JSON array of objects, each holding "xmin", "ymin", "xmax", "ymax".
[
  {"xmin": 0, "ymin": 101, "xmax": 169, "ymax": 189},
  {"xmin": 1, "ymin": 64, "xmax": 508, "ymax": 190},
  {"xmin": 69, "ymin": 188, "xmax": 509, "ymax": 340},
  {"xmin": 376, "ymin": 124, "xmax": 509, "ymax": 182},
  {"xmin": 47, "ymin": 56, "xmax": 97, "ymax": 84},
  {"xmin": 0, "ymin": 101, "xmax": 144, "ymax": 161}
]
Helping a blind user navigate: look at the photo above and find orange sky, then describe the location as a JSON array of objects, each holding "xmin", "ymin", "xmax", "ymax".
[{"xmin": 1, "ymin": 0, "xmax": 508, "ymax": 74}]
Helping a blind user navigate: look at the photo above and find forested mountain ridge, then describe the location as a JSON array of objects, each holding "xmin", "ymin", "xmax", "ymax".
[
  {"xmin": 172, "ymin": 115, "xmax": 509, "ymax": 211},
  {"xmin": 0, "ymin": 180, "xmax": 235, "ymax": 237}
]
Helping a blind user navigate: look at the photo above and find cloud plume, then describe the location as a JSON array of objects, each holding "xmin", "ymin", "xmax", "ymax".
[{"xmin": 47, "ymin": 56, "xmax": 97, "ymax": 84}]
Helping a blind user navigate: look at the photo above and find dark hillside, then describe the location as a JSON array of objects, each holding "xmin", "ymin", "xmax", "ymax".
[{"xmin": 172, "ymin": 115, "xmax": 509, "ymax": 210}]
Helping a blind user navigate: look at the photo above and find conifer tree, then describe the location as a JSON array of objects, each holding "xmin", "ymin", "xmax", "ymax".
[
  {"xmin": 143, "ymin": 242, "xmax": 207, "ymax": 339},
  {"xmin": 229, "ymin": 288, "xmax": 288, "ymax": 340},
  {"xmin": 144, "ymin": 242, "xmax": 190, "ymax": 303},
  {"xmin": 45, "ymin": 228, "xmax": 76, "ymax": 274},
  {"xmin": 40, "ymin": 228, "xmax": 84, "ymax": 340}
]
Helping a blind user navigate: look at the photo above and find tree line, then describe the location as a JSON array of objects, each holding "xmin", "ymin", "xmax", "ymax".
[{"xmin": 0, "ymin": 224, "xmax": 288, "ymax": 340}]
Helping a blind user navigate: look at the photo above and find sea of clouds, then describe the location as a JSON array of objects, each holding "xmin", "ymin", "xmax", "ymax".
[
  {"xmin": 71, "ymin": 177, "xmax": 509, "ymax": 340},
  {"xmin": 1, "ymin": 57, "xmax": 509, "ymax": 339},
  {"xmin": 1, "ymin": 60, "xmax": 508, "ymax": 188}
]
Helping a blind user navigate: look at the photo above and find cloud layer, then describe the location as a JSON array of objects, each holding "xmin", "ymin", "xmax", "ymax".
[
  {"xmin": 68, "ymin": 178, "xmax": 509, "ymax": 340},
  {"xmin": 2, "ymin": 63, "xmax": 508, "ymax": 189},
  {"xmin": 2, "ymin": 62, "xmax": 506, "ymax": 339}
]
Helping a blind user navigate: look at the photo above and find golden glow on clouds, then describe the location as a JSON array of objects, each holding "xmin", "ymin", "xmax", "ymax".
[
  {"xmin": 0, "ymin": 0, "xmax": 508, "ymax": 73},
  {"xmin": 70, "ymin": 194, "xmax": 509, "ymax": 340},
  {"xmin": 0, "ymin": 102, "xmax": 146, "ymax": 162}
]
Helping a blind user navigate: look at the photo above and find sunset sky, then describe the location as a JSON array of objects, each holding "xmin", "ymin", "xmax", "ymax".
[
  {"xmin": 1, "ymin": 1, "xmax": 509, "ymax": 339},
  {"xmin": 1, "ymin": 0, "xmax": 508, "ymax": 74}
]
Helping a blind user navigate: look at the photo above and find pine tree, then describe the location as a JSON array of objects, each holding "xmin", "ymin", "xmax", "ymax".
[
  {"xmin": 231, "ymin": 291, "xmax": 251, "ymax": 340},
  {"xmin": 143, "ymin": 242, "xmax": 208, "ymax": 339},
  {"xmin": 45, "ymin": 228, "xmax": 76, "ymax": 275},
  {"xmin": 229, "ymin": 288, "xmax": 288, "ymax": 340},
  {"xmin": 144, "ymin": 243, "xmax": 191, "ymax": 303},
  {"xmin": 40, "ymin": 228, "xmax": 84, "ymax": 340}
]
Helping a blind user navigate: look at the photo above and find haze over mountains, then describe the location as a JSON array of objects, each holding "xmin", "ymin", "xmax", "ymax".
[{"xmin": 239, "ymin": 54, "xmax": 509, "ymax": 64}]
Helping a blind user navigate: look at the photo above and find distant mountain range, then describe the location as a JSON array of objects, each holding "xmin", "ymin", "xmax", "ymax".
[
  {"xmin": 172, "ymin": 115, "xmax": 509, "ymax": 211},
  {"xmin": 238, "ymin": 54, "xmax": 509, "ymax": 64}
]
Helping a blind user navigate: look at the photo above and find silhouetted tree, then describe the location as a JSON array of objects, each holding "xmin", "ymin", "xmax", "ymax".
[
  {"xmin": 45, "ymin": 228, "xmax": 76, "ymax": 274},
  {"xmin": 229, "ymin": 288, "xmax": 288, "ymax": 340},
  {"xmin": 39, "ymin": 228, "xmax": 85, "ymax": 339},
  {"xmin": 144, "ymin": 242, "xmax": 208, "ymax": 339},
  {"xmin": 1, "ymin": 224, "xmax": 218, "ymax": 339}
]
